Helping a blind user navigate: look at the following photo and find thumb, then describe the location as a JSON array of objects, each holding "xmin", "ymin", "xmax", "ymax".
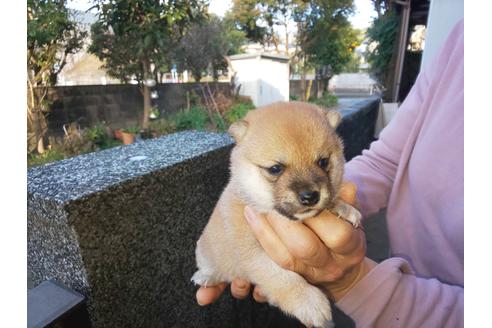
[{"xmin": 196, "ymin": 283, "xmax": 227, "ymax": 306}]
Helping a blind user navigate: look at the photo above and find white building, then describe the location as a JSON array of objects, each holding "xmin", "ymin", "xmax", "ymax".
[{"xmin": 228, "ymin": 53, "xmax": 290, "ymax": 107}]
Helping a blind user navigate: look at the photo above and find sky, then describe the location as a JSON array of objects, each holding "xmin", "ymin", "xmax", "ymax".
[
  {"xmin": 207, "ymin": 0, "xmax": 376, "ymax": 30},
  {"xmin": 67, "ymin": 0, "xmax": 377, "ymax": 30}
]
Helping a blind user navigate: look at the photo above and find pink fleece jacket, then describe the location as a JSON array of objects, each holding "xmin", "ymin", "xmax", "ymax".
[{"xmin": 339, "ymin": 21, "xmax": 464, "ymax": 327}]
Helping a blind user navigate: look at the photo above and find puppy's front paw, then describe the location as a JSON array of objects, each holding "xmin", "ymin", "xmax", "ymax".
[
  {"xmin": 345, "ymin": 207, "xmax": 362, "ymax": 228},
  {"xmin": 333, "ymin": 202, "xmax": 362, "ymax": 228},
  {"xmin": 291, "ymin": 285, "xmax": 333, "ymax": 328},
  {"xmin": 191, "ymin": 270, "xmax": 219, "ymax": 287}
]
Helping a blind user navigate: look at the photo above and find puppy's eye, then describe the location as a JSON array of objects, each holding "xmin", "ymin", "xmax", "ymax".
[
  {"xmin": 267, "ymin": 164, "xmax": 284, "ymax": 176},
  {"xmin": 318, "ymin": 157, "xmax": 329, "ymax": 169}
]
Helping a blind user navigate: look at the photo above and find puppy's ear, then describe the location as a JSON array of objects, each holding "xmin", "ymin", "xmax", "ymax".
[
  {"xmin": 228, "ymin": 120, "xmax": 248, "ymax": 143},
  {"xmin": 326, "ymin": 110, "xmax": 342, "ymax": 129}
]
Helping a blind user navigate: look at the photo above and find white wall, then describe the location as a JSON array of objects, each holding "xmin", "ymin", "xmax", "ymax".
[
  {"xmin": 421, "ymin": 0, "xmax": 464, "ymax": 69},
  {"xmin": 230, "ymin": 57, "xmax": 260, "ymax": 106},
  {"xmin": 258, "ymin": 59, "xmax": 290, "ymax": 107},
  {"xmin": 230, "ymin": 55, "xmax": 289, "ymax": 107}
]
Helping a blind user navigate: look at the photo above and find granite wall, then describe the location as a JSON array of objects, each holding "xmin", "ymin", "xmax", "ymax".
[{"xmin": 27, "ymin": 97, "xmax": 380, "ymax": 328}]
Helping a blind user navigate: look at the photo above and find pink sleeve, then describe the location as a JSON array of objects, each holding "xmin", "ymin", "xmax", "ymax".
[
  {"xmin": 343, "ymin": 70, "xmax": 428, "ymax": 217},
  {"xmin": 336, "ymin": 258, "xmax": 464, "ymax": 327},
  {"xmin": 344, "ymin": 19, "xmax": 464, "ymax": 218},
  {"xmin": 339, "ymin": 20, "xmax": 464, "ymax": 327}
]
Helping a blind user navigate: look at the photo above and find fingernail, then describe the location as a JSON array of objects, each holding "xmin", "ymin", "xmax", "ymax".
[
  {"xmin": 196, "ymin": 291, "xmax": 206, "ymax": 306},
  {"xmin": 244, "ymin": 206, "xmax": 257, "ymax": 225}
]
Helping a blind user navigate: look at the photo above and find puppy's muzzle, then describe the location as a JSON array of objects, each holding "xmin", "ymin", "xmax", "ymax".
[{"xmin": 298, "ymin": 190, "xmax": 320, "ymax": 206}]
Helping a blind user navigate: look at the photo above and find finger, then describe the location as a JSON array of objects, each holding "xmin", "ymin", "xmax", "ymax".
[
  {"xmin": 265, "ymin": 211, "xmax": 331, "ymax": 268},
  {"xmin": 244, "ymin": 206, "xmax": 303, "ymax": 272},
  {"xmin": 338, "ymin": 181, "xmax": 357, "ymax": 205},
  {"xmin": 196, "ymin": 282, "xmax": 227, "ymax": 306},
  {"xmin": 331, "ymin": 231, "xmax": 367, "ymax": 267},
  {"xmin": 304, "ymin": 211, "xmax": 365, "ymax": 255},
  {"xmin": 252, "ymin": 285, "xmax": 268, "ymax": 303},
  {"xmin": 231, "ymin": 278, "xmax": 251, "ymax": 300}
]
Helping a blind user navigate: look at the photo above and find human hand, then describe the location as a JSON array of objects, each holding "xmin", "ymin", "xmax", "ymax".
[
  {"xmin": 196, "ymin": 278, "xmax": 268, "ymax": 306},
  {"xmin": 243, "ymin": 181, "xmax": 375, "ymax": 301},
  {"xmin": 195, "ymin": 182, "xmax": 376, "ymax": 305}
]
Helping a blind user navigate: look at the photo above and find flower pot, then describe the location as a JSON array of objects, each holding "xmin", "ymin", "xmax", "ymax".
[
  {"xmin": 121, "ymin": 132, "xmax": 135, "ymax": 145},
  {"xmin": 114, "ymin": 129, "xmax": 123, "ymax": 140}
]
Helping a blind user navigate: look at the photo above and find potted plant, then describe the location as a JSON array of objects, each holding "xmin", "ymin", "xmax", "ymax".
[{"xmin": 119, "ymin": 127, "xmax": 140, "ymax": 145}]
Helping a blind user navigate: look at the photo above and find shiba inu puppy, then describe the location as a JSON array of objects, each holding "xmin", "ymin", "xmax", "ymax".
[{"xmin": 192, "ymin": 101, "xmax": 361, "ymax": 327}]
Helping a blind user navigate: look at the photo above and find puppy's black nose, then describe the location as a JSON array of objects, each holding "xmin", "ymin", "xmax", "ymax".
[{"xmin": 299, "ymin": 191, "xmax": 320, "ymax": 206}]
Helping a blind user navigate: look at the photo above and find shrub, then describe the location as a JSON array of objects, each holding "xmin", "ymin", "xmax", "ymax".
[
  {"xmin": 28, "ymin": 149, "xmax": 65, "ymax": 167},
  {"xmin": 148, "ymin": 118, "xmax": 176, "ymax": 137},
  {"xmin": 225, "ymin": 102, "xmax": 255, "ymax": 125},
  {"xmin": 86, "ymin": 122, "xmax": 109, "ymax": 147},
  {"xmin": 212, "ymin": 113, "xmax": 227, "ymax": 132},
  {"xmin": 310, "ymin": 92, "xmax": 338, "ymax": 108},
  {"xmin": 98, "ymin": 138, "xmax": 123, "ymax": 150},
  {"xmin": 232, "ymin": 95, "xmax": 254, "ymax": 105},
  {"xmin": 86, "ymin": 122, "xmax": 125, "ymax": 150},
  {"xmin": 170, "ymin": 106, "xmax": 209, "ymax": 131}
]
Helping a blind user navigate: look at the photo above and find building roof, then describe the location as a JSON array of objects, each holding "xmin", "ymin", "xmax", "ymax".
[{"xmin": 228, "ymin": 52, "xmax": 289, "ymax": 63}]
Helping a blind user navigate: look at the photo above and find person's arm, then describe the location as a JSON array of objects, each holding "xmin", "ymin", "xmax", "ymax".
[
  {"xmin": 345, "ymin": 19, "xmax": 464, "ymax": 219},
  {"xmin": 344, "ymin": 70, "xmax": 428, "ymax": 217},
  {"xmin": 336, "ymin": 257, "xmax": 463, "ymax": 328},
  {"xmin": 338, "ymin": 20, "xmax": 464, "ymax": 327}
]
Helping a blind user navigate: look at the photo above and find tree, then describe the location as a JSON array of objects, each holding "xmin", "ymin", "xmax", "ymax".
[
  {"xmin": 366, "ymin": 4, "xmax": 399, "ymax": 99},
  {"xmin": 224, "ymin": 0, "xmax": 360, "ymax": 100},
  {"xmin": 89, "ymin": 0, "xmax": 207, "ymax": 129},
  {"xmin": 176, "ymin": 16, "xmax": 225, "ymax": 82},
  {"xmin": 371, "ymin": 0, "xmax": 393, "ymax": 19},
  {"xmin": 221, "ymin": 15, "xmax": 248, "ymax": 56},
  {"xmin": 226, "ymin": 0, "xmax": 280, "ymax": 50},
  {"xmin": 176, "ymin": 15, "xmax": 247, "ymax": 82},
  {"xmin": 265, "ymin": 0, "xmax": 294, "ymax": 55},
  {"xmin": 295, "ymin": 0, "xmax": 360, "ymax": 98},
  {"xmin": 27, "ymin": 0, "xmax": 86, "ymax": 154}
]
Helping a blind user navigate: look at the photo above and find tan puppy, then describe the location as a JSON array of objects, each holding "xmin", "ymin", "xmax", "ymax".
[{"xmin": 192, "ymin": 101, "xmax": 361, "ymax": 327}]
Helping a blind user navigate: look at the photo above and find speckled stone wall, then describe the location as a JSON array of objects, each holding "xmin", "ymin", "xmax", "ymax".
[{"xmin": 27, "ymin": 97, "xmax": 379, "ymax": 328}]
